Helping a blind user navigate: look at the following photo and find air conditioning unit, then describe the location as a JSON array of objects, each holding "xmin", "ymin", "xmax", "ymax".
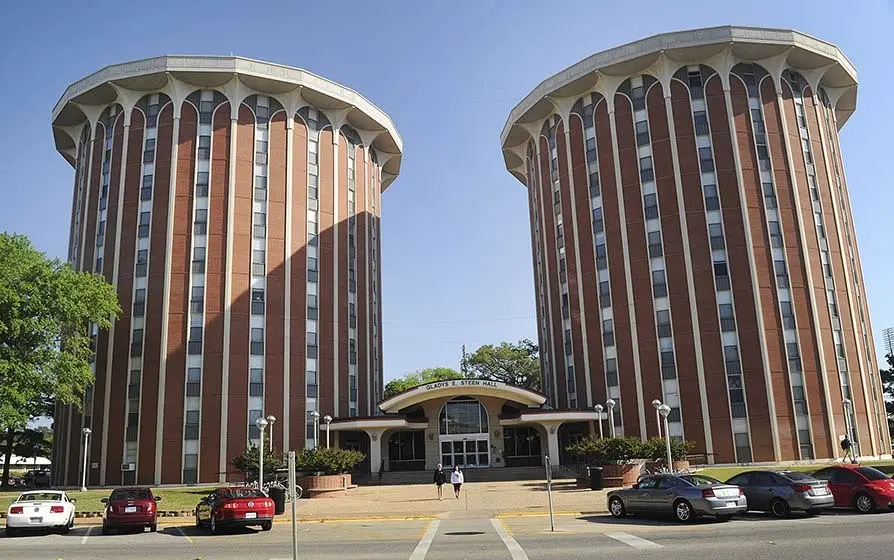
[{"xmin": 121, "ymin": 463, "xmax": 136, "ymax": 472}]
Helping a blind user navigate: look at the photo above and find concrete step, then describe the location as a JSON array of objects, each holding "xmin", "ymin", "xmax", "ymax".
[{"xmin": 355, "ymin": 465, "xmax": 578, "ymax": 486}]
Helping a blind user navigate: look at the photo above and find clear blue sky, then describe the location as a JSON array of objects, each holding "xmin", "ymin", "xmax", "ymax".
[{"xmin": 0, "ymin": 0, "xmax": 891, "ymax": 382}]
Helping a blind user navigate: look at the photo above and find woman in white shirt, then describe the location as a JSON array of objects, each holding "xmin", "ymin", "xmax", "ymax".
[{"xmin": 450, "ymin": 465, "xmax": 464, "ymax": 499}]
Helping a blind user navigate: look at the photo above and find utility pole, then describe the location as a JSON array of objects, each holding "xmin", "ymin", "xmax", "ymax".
[{"xmin": 461, "ymin": 345, "xmax": 468, "ymax": 376}]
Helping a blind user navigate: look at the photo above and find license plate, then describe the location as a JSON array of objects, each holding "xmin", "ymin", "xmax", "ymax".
[
  {"xmin": 244, "ymin": 512, "xmax": 257, "ymax": 519},
  {"xmin": 814, "ymin": 488, "xmax": 828, "ymax": 495},
  {"xmin": 125, "ymin": 506, "xmax": 137, "ymax": 513},
  {"xmin": 29, "ymin": 517, "xmax": 42, "ymax": 524},
  {"xmin": 726, "ymin": 501, "xmax": 737, "ymax": 507}
]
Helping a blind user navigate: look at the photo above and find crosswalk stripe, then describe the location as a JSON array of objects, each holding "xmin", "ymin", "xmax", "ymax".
[
  {"xmin": 604, "ymin": 531, "xmax": 664, "ymax": 549},
  {"xmin": 409, "ymin": 519, "xmax": 440, "ymax": 560},
  {"xmin": 490, "ymin": 518, "xmax": 529, "ymax": 560}
]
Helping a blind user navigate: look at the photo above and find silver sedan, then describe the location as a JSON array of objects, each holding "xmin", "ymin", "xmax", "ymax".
[{"xmin": 608, "ymin": 474, "xmax": 747, "ymax": 522}]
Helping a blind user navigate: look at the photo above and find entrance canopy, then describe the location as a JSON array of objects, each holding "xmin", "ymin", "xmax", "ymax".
[{"xmin": 377, "ymin": 379, "xmax": 546, "ymax": 414}]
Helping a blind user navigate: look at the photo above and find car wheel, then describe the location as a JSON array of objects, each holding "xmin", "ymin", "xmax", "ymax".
[
  {"xmin": 101, "ymin": 523, "xmax": 110, "ymax": 536},
  {"xmin": 673, "ymin": 499, "xmax": 695, "ymax": 523},
  {"xmin": 149, "ymin": 524, "xmax": 157, "ymax": 533},
  {"xmin": 608, "ymin": 496, "xmax": 627, "ymax": 518},
  {"xmin": 261, "ymin": 521, "xmax": 272, "ymax": 531},
  {"xmin": 195, "ymin": 512, "xmax": 202, "ymax": 529},
  {"xmin": 854, "ymin": 493, "xmax": 875, "ymax": 514},
  {"xmin": 59, "ymin": 523, "xmax": 70, "ymax": 535},
  {"xmin": 770, "ymin": 498, "xmax": 791, "ymax": 519},
  {"xmin": 6, "ymin": 527, "xmax": 19, "ymax": 538},
  {"xmin": 210, "ymin": 516, "xmax": 219, "ymax": 535}
]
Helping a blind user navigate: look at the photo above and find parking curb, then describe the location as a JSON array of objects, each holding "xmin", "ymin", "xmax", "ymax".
[
  {"xmin": 496, "ymin": 510, "xmax": 606, "ymax": 518},
  {"xmin": 69, "ymin": 514, "xmax": 437, "ymax": 526}
]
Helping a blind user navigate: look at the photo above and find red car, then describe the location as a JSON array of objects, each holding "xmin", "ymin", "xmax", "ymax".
[
  {"xmin": 813, "ymin": 465, "xmax": 894, "ymax": 513},
  {"xmin": 101, "ymin": 487, "xmax": 160, "ymax": 534},
  {"xmin": 194, "ymin": 487, "xmax": 274, "ymax": 534}
]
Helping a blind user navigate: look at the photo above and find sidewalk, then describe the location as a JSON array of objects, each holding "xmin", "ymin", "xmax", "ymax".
[{"xmin": 72, "ymin": 479, "xmax": 610, "ymax": 525}]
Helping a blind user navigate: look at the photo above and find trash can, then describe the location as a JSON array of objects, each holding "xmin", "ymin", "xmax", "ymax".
[
  {"xmin": 268, "ymin": 486, "xmax": 286, "ymax": 515},
  {"xmin": 588, "ymin": 466, "xmax": 604, "ymax": 491}
]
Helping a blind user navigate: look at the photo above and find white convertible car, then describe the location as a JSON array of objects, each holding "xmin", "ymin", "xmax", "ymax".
[{"xmin": 5, "ymin": 491, "xmax": 76, "ymax": 536}]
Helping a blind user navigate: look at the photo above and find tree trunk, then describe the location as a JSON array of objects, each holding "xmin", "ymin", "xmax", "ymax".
[{"xmin": 1, "ymin": 427, "xmax": 14, "ymax": 489}]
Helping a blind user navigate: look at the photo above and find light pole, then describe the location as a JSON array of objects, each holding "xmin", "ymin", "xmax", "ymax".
[
  {"xmin": 842, "ymin": 398, "xmax": 855, "ymax": 461},
  {"xmin": 594, "ymin": 404, "xmax": 604, "ymax": 439},
  {"xmin": 658, "ymin": 404, "xmax": 673, "ymax": 471},
  {"xmin": 255, "ymin": 417, "xmax": 269, "ymax": 489},
  {"xmin": 80, "ymin": 427, "xmax": 91, "ymax": 492},
  {"xmin": 652, "ymin": 399, "xmax": 663, "ymax": 438},
  {"xmin": 266, "ymin": 415, "xmax": 277, "ymax": 451},
  {"xmin": 323, "ymin": 415, "xmax": 333, "ymax": 448},
  {"xmin": 310, "ymin": 411, "xmax": 320, "ymax": 449},
  {"xmin": 605, "ymin": 399, "xmax": 616, "ymax": 438}
]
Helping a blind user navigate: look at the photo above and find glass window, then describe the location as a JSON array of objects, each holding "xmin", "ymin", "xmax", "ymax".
[{"xmin": 439, "ymin": 397, "xmax": 488, "ymax": 435}]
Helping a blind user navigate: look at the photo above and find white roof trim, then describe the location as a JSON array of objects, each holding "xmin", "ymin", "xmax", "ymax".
[
  {"xmin": 378, "ymin": 379, "xmax": 546, "ymax": 414},
  {"xmin": 500, "ymin": 411, "xmax": 606, "ymax": 425},
  {"xmin": 328, "ymin": 419, "xmax": 428, "ymax": 431}
]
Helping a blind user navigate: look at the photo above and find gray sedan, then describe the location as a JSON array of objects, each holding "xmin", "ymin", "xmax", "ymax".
[
  {"xmin": 726, "ymin": 470, "xmax": 834, "ymax": 517},
  {"xmin": 608, "ymin": 474, "xmax": 747, "ymax": 522}
]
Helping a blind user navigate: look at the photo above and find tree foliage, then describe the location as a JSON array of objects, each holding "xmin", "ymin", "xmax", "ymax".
[
  {"xmin": 463, "ymin": 339, "xmax": 541, "ymax": 390},
  {"xmin": 881, "ymin": 354, "xmax": 894, "ymax": 438},
  {"xmin": 0, "ymin": 233, "xmax": 120, "ymax": 428},
  {"xmin": 383, "ymin": 367, "xmax": 463, "ymax": 399},
  {"xmin": 566, "ymin": 436, "xmax": 693, "ymax": 464},
  {"xmin": 294, "ymin": 447, "xmax": 366, "ymax": 475},
  {"xmin": 230, "ymin": 446, "xmax": 287, "ymax": 482}
]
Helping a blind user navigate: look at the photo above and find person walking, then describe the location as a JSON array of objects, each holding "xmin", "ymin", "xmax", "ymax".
[
  {"xmin": 433, "ymin": 463, "xmax": 447, "ymax": 500},
  {"xmin": 450, "ymin": 465, "xmax": 464, "ymax": 499}
]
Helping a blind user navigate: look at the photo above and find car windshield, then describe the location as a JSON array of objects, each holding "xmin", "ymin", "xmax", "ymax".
[
  {"xmin": 779, "ymin": 471, "xmax": 815, "ymax": 482},
  {"xmin": 110, "ymin": 489, "xmax": 152, "ymax": 500},
  {"xmin": 678, "ymin": 475, "xmax": 721, "ymax": 487},
  {"xmin": 218, "ymin": 488, "xmax": 265, "ymax": 499},
  {"xmin": 855, "ymin": 467, "xmax": 889, "ymax": 481},
  {"xmin": 18, "ymin": 492, "xmax": 62, "ymax": 502}
]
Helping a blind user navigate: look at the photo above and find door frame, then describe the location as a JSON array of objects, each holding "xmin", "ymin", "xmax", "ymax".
[{"xmin": 439, "ymin": 433, "xmax": 490, "ymax": 469}]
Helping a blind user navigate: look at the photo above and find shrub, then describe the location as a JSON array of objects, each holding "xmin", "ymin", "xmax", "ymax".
[
  {"xmin": 294, "ymin": 447, "xmax": 366, "ymax": 475},
  {"xmin": 644, "ymin": 437, "xmax": 694, "ymax": 461},
  {"xmin": 566, "ymin": 436, "xmax": 649, "ymax": 464},
  {"xmin": 230, "ymin": 446, "xmax": 287, "ymax": 481}
]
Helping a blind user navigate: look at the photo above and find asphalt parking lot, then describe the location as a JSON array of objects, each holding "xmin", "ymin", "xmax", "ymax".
[{"xmin": 0, "ymin": 510, "xmax": 892, "ymax": 559}]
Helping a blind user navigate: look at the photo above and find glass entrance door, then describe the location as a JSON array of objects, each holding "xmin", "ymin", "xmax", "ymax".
[{"xmin": 440, "ymin": 436, "xmax": 489, "ymax": 468}]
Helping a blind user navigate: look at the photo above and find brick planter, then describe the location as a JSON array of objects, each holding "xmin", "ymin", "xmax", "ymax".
[
  {"xmin": 644, "ymin": 460, "xmax": 690, "ymax": 472},
  {"xmin": 297, "ymin": 473, "xmax": 352, "ymax": 498},
  {"xmin": 601, "ymin": 463, "xmax": 642, "ymax": 488}
]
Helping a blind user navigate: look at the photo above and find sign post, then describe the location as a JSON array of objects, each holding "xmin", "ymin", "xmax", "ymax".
[
  {"xmin": 288, "ymin": 450, "xmax": 298, "ymax": 560},
  {"xmin": 545, "ymin": 454, "xmax": 555, "ymax": 532}
]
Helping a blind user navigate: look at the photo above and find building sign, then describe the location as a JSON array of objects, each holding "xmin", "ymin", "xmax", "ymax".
[{"xmin": 422, "ymin": 379, "xmax": 505, "ymax": 391}]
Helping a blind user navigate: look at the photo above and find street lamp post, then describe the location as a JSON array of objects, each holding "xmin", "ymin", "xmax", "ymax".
[
  {"xmin": 652, "ymin": 399, "xmax": 663, "ymax": 438},
  {"xmin": 658, "ymin": 404, "xmax": 673, "ymax": 471},
  {"xmin": 594, "ymin": 404, "xmax": 604, "ymax": 439},
  {"xmin": 323, "ymin": 415, "xmax": 333, "ymax": 448},
  {"xmin": 605, "ymin": 399, "xmax": 616, "ymax": 438},
  {"xmin": 310, "ymin": 411, "xmax": 321, "ymax": 449},
  {"xmin": 255, "ymin": 417, "xmax": 269, "ymax": 490},
  {"xmin": 842, "ymin": 399, "xmax": 855, "ymax": 461},
  {"xmin": 266, "ymin": 415, "xmax": 277, "ymax": 451},
  {"xmin": 80, "ymin": 428, "xmax": 91, "ymax": 492}
]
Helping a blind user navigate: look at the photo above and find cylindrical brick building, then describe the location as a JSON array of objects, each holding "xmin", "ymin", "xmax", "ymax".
[
  {"xmin": 500, "ymin": 26, "xmax": 889, "ymax": 463},
  {"xmin": 51, "ymin": 56, "xmax": 402, "ymax": 485}
]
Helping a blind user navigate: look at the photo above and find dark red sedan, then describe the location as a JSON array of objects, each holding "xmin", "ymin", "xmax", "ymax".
[
  {"xmin": 194, "ymin": 487, "xmax": 274, "ymax": 534},
  {"xmin": 101, "ymin": 487, "xmax": 160, "ymax": 534},
  {"xmin": 813, "ymin": 465, "xmax": 894, "ymax": 513}
]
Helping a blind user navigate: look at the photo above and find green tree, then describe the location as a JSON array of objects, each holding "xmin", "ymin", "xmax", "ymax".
[
  {"xmin": 0, "ymin": 233, "xmax": 120, "ymax": 488},
  {"xmin": 881, "ymin": 354, "xmax": 894, "ymax": 438},
  {"xmin": 383, "ymin": 367, "xmax": 464, "ymax": 399},
  {"xmin": 463, "ymin": 339, "xmax": 541, "ymax": 391},
  {"xmin": 230, "ymin": 446, "xmax": 287, "ymax": 482}
]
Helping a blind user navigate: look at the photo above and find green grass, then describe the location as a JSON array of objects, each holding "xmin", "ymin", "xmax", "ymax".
[
  {"xmin": 695, "ymin": 460, "xmax": 894, "ymax": 482},
  {"xmin": 0, "ymin": 487, "xmax": 216, "ymax": 513}
]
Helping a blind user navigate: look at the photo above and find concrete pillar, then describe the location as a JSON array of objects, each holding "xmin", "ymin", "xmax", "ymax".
[
  {"xmin": 365, "ymin": 428, "xmax": 387, "ymax": 473},
  {"xmin": 539, "ymin": 421, "xmax": 564, "ymax": 466}
]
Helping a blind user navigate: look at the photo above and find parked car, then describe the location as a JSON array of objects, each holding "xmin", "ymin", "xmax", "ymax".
[
  {"xmin": 608, "ymin": 473, "xmax": 747, "ymax": 522},
  {"xmin": 812, "ymin": 464, "xmax": 894, "ymax": 513},
  {"xmin": 101, "ymin": 487, "xmax": 160, "ymax": 534},
  {"xmin": 725, "ymin": 470, "xmax": 834, "ymax": 517},
  {"xmin": 23, "ymin": 470, "xmax": 51, "ymax": 488},
  {"xmin": 194, "ymin": 487, "xmax": 274, "ymax": 534},
  {"xmin": 5, "ymin": 490, "xmax": 76, "ymax": 537}
]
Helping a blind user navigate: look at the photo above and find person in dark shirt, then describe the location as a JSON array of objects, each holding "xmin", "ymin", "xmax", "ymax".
[{"xmin": 433, "ymin": 463, "xmax": 447, "ymax": 500}]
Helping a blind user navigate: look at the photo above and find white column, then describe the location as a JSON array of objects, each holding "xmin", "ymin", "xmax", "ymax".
[
  {"xmin": 366, "ymin": 428, "xmax": 386, "ymax": 473},
  {"xmin": 541, "ymin": 422, "xmax": 563, "ymax": 467},
  {"xmin": 220, "ymin": 116, "xmax": 238, "ymax": 482}
]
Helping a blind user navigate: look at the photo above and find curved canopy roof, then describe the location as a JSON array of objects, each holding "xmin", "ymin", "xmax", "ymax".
[
  {"xmin": 52, "ymin": 55, "xmax": 402, "ymax": 188},
  {"xmin": 378, "ymin": 379, "xmax": 547, "ymax": 414},
  {"xmin": 501, "ymin": 25, "xmax": 859, "ymax": 185}
]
